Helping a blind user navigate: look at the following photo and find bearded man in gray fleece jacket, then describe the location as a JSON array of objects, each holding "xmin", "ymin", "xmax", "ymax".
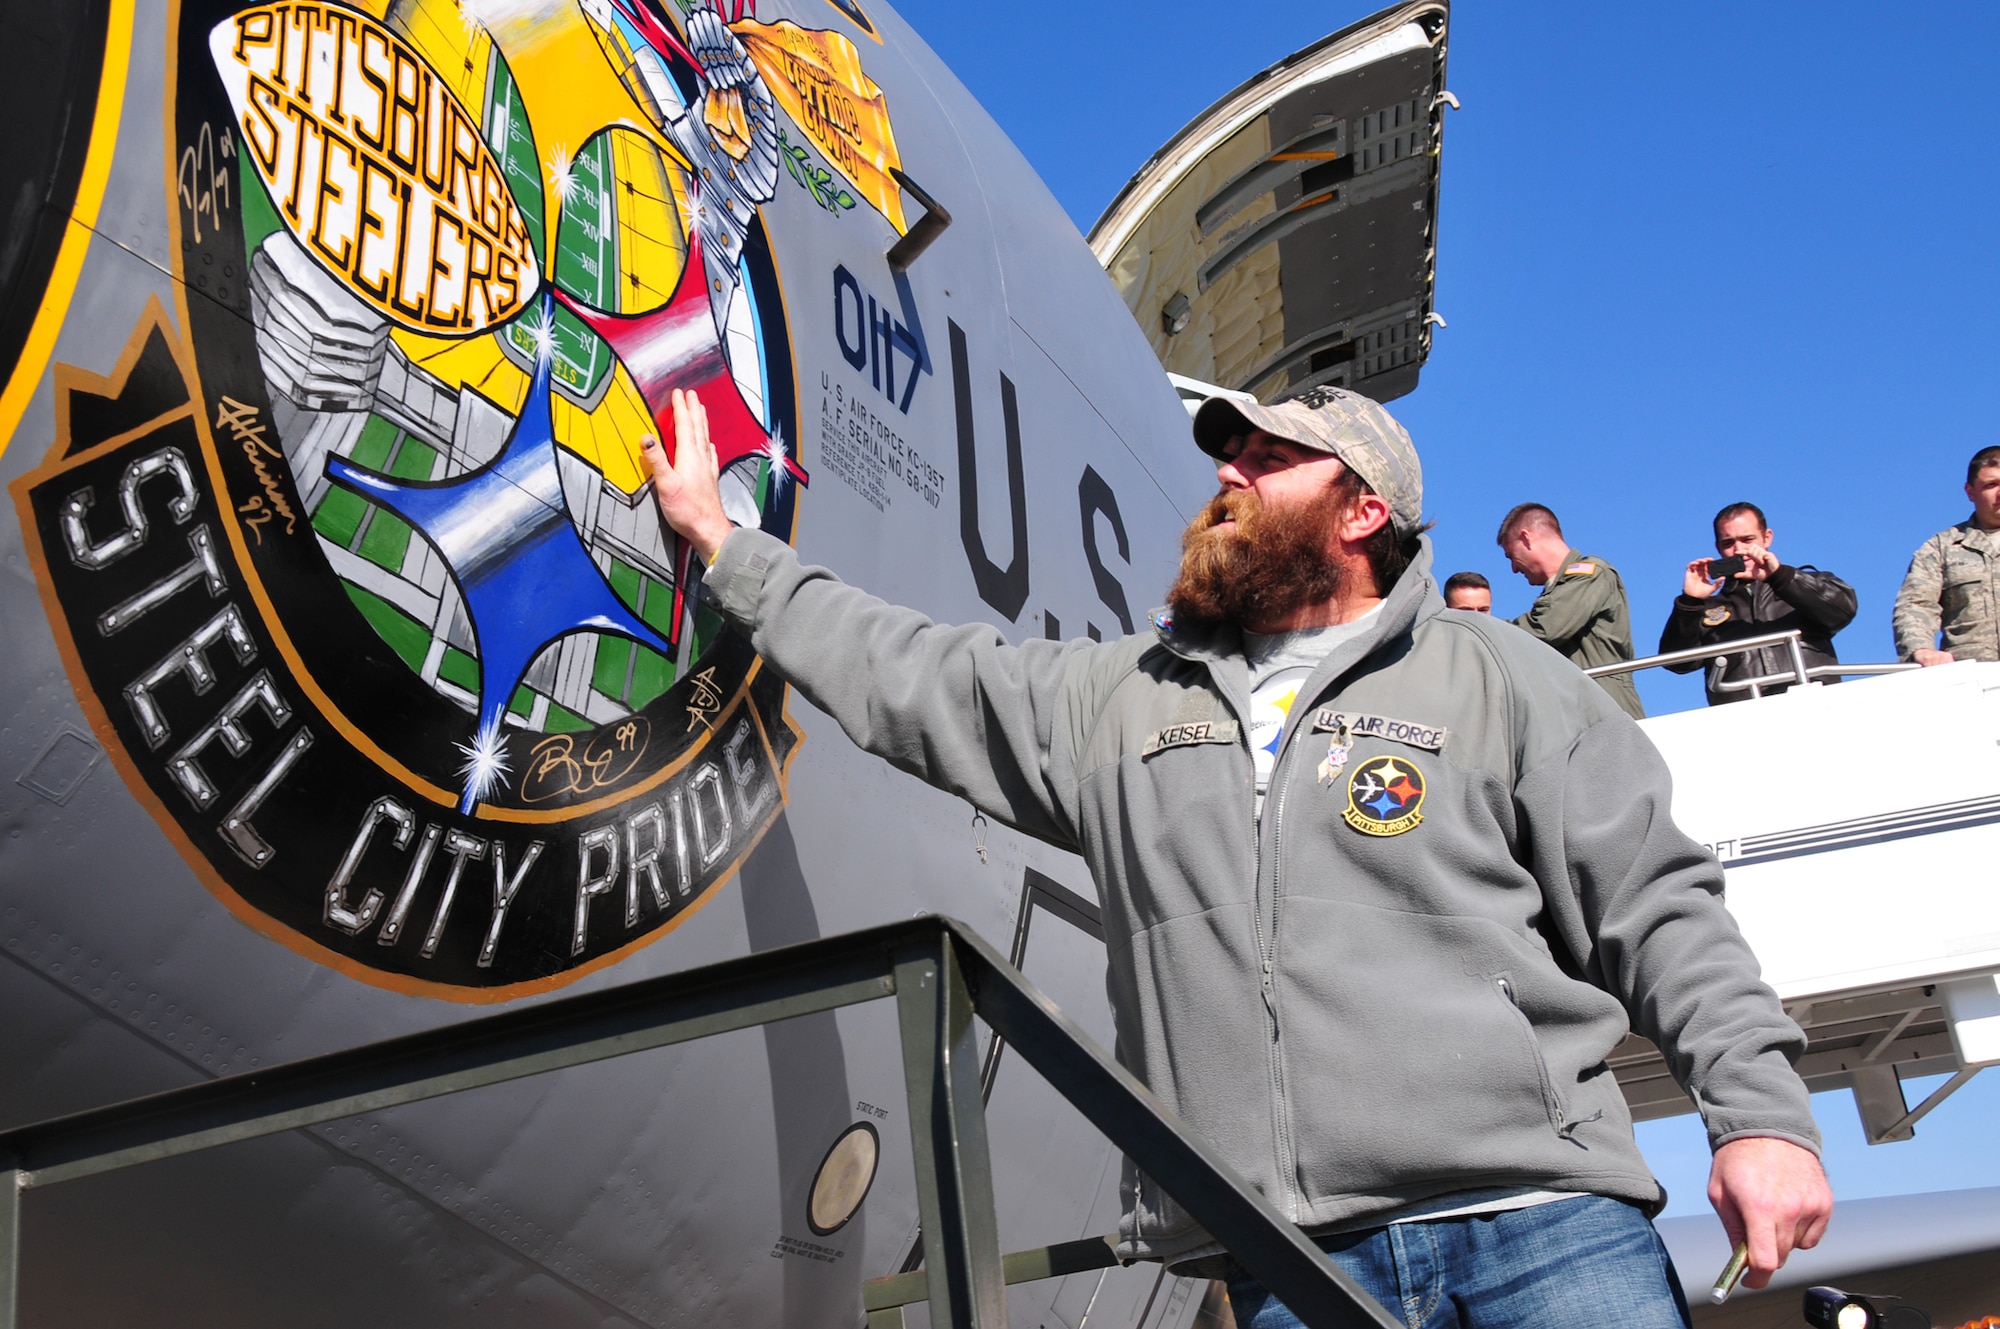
[{"xmin": 643, "ymin": 385, "xmax": 1830, "ymax": 1328}]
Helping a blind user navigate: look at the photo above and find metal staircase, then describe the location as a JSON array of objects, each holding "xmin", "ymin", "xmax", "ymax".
[{"xmin": 0, "ymin": 915, "xmax": 1396, "ymax": 1329}]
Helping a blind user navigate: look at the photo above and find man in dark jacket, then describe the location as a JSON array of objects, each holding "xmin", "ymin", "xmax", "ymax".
[
  {"xmin": 647, "ymin": 386, "xmax": 1829, "ymax": 1328},
  {"xmin": 1660, "ymin": 503, "xmax": 1856, "ymax": 704}
]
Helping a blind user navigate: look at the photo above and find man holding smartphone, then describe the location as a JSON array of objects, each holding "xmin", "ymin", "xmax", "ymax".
[{"xmin": 1658, "ymin": 502, "xmax": 1856, "ymax": 705}]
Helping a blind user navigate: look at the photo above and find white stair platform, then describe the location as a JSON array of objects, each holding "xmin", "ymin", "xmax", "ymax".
[{"xmin": 1614, "ymin": 662, "xmax": 2000, "ymax": 1140}]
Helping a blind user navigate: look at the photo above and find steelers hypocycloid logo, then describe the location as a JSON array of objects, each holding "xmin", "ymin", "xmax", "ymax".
[{"xmin": 1342, "ymin": 756, "xmax": 1427, "ymax": 837}]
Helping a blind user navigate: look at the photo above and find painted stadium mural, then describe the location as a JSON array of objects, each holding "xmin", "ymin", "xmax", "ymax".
[{"xmin": 11, "ymin": 0, "xmax": 916, "ymax": 997}]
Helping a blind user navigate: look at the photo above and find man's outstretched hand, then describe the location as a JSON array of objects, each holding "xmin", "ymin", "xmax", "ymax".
[
  {"xmin": 643, "ymin": 388, "xmax": 733, "ymax": 563},
  {"xmin": 1708, "ymin": 1136, "xmax": 1832, "ymax": 1290}
]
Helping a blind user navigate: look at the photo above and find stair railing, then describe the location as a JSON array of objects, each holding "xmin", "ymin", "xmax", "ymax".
[
  {"xmin": 1586, "ymin": 628, "xmax": 1919, "ymax": 699},
  {"xmin": 0, "ymin": 914, "xmax": 1396, "ymax": 1329}
]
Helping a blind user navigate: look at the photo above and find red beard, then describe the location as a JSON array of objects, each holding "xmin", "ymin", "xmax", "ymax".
[{"xmin": 1164, "ymin": 484, "xmax": 1349, "ymax": 632}]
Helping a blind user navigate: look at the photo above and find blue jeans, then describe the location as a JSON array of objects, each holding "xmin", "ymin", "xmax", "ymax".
[{"xmin": 1224, "ymin": 1195, "xmax": 1693, "ymax": 1329}]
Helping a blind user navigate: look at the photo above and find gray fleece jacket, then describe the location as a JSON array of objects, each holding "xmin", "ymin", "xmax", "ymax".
[{"xmin": 704, "ymin": 528, "xmax": 1818, "ymax": 1264}]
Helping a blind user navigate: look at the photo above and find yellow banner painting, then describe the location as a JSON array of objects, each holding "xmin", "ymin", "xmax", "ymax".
[{"xmin": 731, "ymin": 18, "xmax": 906, "ymax": 233}]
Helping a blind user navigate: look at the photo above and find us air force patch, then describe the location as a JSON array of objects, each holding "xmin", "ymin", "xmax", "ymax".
[
  {"xmin": 1343, "ymin": 755, "xmax": 1426, "ymax": 836},
  {"xmin": 1702, "ymin": 604, "xmax": 1733, "ymax": 627},
  {"xmin": 1310, "ymin": 710, "xmax": 1446, "ymax": 752}
]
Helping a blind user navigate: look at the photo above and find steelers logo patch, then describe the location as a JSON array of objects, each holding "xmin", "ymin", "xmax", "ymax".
[{"xmin": 1343, "ymin": 756, "xmax": 1427, "ymax": 837}]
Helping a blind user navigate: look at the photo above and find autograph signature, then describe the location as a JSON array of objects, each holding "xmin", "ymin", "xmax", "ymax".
[
  {"xmin": 214, "ymin": 396, "xmax": 298, "ymax": 544},
  {"xmin": 521, "ymin": 718, "xmax": 650, "ymax": 803},
  {"xmin": 178, "ymin": 121, "xmax": 234, "ymax": 247}
]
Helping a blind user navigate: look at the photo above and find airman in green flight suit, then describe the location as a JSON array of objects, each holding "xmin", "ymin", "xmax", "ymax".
[{"xmin": 1498, "ymin": 503, "xmax": 1646, "ymax": 720}]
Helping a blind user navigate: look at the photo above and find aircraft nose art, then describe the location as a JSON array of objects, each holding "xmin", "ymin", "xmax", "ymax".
[
  {"xmin": 9, "ymin": 0, "xmax": 837, "ymax": 997},
  {"xmin": 0, "ymin": 0, "xmax": 1227, "ymax": 1325}
]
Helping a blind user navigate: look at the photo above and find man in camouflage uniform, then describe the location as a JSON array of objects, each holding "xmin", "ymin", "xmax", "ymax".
[
  {"xmin": 1895, "ymin": 446, "xmax": 2000, "ymax": 666},
  {"xmin": 1497, "ymin": 503, "xmax": 1646, "ymax": 719}
]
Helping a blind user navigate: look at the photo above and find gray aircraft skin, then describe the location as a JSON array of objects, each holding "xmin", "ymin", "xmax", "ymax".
[{"xmin": 0, "ymin": 0, "xmax": 1253, "ymax": 1324}]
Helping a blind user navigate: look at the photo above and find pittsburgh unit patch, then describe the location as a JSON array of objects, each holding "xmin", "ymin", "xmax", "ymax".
[{"xmin": 1342, "ymin": 755, "xmax": 1426, "ymax": 837}]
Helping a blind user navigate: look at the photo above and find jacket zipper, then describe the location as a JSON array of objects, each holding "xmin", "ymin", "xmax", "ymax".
[
  {"xmin": 1264, "ymin": 735, "xmax": 1299, "ymax": 1219},
  {"xmin": 1223, "ymin": 657, "xmax": 1297, "ymax": 1223},
  {"xmin": 1171, "ymin": 624, "xmax": 1413, "ymax": 1226}
]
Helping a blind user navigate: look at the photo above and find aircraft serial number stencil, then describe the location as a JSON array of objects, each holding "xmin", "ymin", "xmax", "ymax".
[{"xmin": 11, "ymin": 0, "xmax": 915, "ymax": 998}]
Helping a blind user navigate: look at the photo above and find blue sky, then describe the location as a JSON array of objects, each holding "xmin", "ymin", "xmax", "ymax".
[{"xmin": 888, "ymin": 0, "xmax": 2000, "ymax": 1214}]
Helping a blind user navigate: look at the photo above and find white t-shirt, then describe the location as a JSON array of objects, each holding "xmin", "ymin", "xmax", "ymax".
[{"xmin": 1242, "ymin": 606, "xmax": 1382, "ymax": 818}]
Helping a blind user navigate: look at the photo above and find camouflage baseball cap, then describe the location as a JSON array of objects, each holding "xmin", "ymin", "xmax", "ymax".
[{"xmin": 1192, "ymin": 386, "xmax": 1423, "ymax": 539}]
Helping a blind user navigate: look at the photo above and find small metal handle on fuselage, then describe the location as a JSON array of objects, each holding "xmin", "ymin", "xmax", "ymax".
[{"xmin": 887, "ymin": 168, "xmax": 952, "ymax": 271}]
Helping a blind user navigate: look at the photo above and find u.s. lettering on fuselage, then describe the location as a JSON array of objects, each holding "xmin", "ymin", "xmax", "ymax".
[{"xmin": 826, "ymin": 266, "xmax": 1140, "ymax": 641}]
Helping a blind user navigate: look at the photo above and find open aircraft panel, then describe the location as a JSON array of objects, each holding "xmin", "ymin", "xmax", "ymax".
[
  {"xmin": 1087, "ymin": 1, "xmax": 1448, "ymax": 406},
  {"xmin": 0, "ymin": 0, "xmax": 1231, "ymax": 1323}
]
